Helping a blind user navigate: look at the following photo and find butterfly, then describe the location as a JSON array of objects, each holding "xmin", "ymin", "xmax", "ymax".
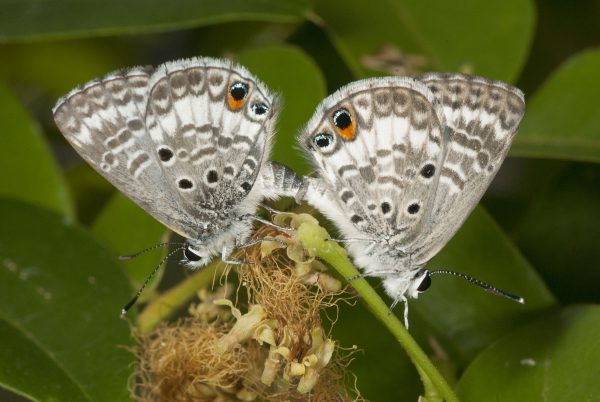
[
  {"xmin": 297, "ymin": 73, "xmax": 526, "ymax": 325},
  {"xmin": 53, "ymin": 57, "xmax": 302, "ymax": 313}
]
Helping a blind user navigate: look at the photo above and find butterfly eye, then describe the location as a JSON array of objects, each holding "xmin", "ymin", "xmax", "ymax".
[
  {"xmin": 251, "ymin": 102, "xmax": 268, "ymax": 115},
  {"xmin": 332, "ymin": 108, "xmax": 356, "ymax": 141},
  {"xmin": 227, "ymin": 81, "xmax": 249, "ymax": 111},
  {"xmin": 313, "ymin": 133, "xmax": 334, "ymax": 149},
  {"xmin": 417, "ymin": 274, "xmax": 432, "ymax": 292},
  {"xmin": 184, "ymin": 247, "xmax": 202, "ymax": 262}
]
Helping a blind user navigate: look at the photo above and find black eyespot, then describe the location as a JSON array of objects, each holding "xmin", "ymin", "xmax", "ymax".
[
  {"xmin": 178, "ymin": 178, "xmax": 193, "ymax": 189},
  {"xmin": 184, "ymin": 247, "xmax": 202, "ymax": 262},
  {"xmin": 251, "ymin": 103, "xmax": 268, "ymax": 115},
  {"xmin": 313, "ymin": 133, "xmax": 334, "ymax": 148},
  {"xmin": 417, "ymin": 274, "xmax": 431, "ymax": 292},
  {"xmin": 158, "ymin": 147, "xmax": 173, "ymax": 162},
  {"xmin": 351, "ymin": 215, "xmax": 363, "ymax": 224},
  {"xmin": 241, "ymin": 182, "xmax": 252, "ymax": 193},
  {"xmin": 206, "ymin": 170, "xmax": 218, "ymax": 183},
  {"xmin": 407, "ymin": 203, "xmax": 420, "ymax": 214},
  {"xmin": 229, "ymin": 82, "xmax": 248, "ymax": 101},
  {"xmin": 420, "ymin": 164, "xmax": 435, "ymax": 178},
  {"xmin": 381, "ymin": 202, "xmax": 391, "ymax": 214},
  {"xmin": 332, "ymin": 108, "xmax": 352, "ymax": 130}
]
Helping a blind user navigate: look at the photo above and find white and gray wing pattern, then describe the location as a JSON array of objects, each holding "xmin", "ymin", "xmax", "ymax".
[
  {"xmin": 298, "ymin": 77, "xmax": 446, "ymax": 247},
  {"xmin": 298, "ymin": 73, "xmax": 524, "ymax": 266},
  {"xmin": 53, "ymin": 57, "xmax": 283, "ymax": 239},
  {"xmin": 410, "ymin": 73, "xmax": 525, "ymax": 264}
]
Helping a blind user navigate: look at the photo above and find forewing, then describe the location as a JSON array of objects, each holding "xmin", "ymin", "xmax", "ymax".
[
  {"xmin": 298, "ymin": 77, "xmax": 445, "ymax": 246},
  {"xmin": 53, "ymin": 57, "xmax": 277, "ymax": 239},
  {"xmin": 411, "ymin": 73, "xmax": 525, "ymax": 263}
]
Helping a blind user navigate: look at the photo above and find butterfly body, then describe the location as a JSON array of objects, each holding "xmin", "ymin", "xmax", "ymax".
[
  {"xmin": 299, "ymin": 74, "xmax": 525, "ymax": 308},
  {"xmin": 54, "ymin": 57, "xmax": 302, "ymax": 269}
]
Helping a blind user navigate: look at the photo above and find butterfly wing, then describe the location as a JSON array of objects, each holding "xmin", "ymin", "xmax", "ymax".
[
  {"xmin": 298, "ymin": 77, "xmax": 446, "ymax": 251},
  {"xmin": 405, "ymin": 74, "xmax": 525, "ymax": 264},
  {"xmin": 54, "ymin": 57, "xmax": 278, "ymax": 239}
]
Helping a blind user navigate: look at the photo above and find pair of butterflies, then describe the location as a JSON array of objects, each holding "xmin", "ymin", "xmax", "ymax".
[{"xmin": 53, "ymin": 57, "xmax": 525, "ymax": 321}]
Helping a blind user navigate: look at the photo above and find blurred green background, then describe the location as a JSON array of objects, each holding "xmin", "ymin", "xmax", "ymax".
[{"xmin": 0, "ymin": 0, "xmax": 599, "ymax": 401}]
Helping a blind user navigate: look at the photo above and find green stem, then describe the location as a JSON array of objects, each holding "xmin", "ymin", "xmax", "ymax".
[
  {"xmin": 296, "ymin": 218, "xmax": 458, "ymax": 402},
  {"xmin": 137, "ymin": 261, "xmax": 224, "ymax": 333}
]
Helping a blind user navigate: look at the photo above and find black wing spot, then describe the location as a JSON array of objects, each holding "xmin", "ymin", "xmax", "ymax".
[
  {"xmin": 229, "ymin": 82, "xmax": 248, "ymax": 101},
  {"xmin": 158, "ymin": 147, "xmax": 173, "ymax": 162},
  {"xmin": 351, "ymin": 215, "xmax": 363, "ymax": 224},
  {"xmin": 251, "ymin": 103, "xmax": 268, "ymax": 115},
  {"xmin": 333, "ymin": 108, "xmax": 352, "ymax": 129},
  {"xmin": 206, "ymin": 170, "xmax": 218, "ymax": 183},
  {"xmin": 313, "ymin": 133, "xmax": 334, "ymax": 148},
  {"xmin": 420, "ymin": 164, "xmax": 435, "ymax": 178},
  {"xmin": 407, "ymin": 203, "xmax": 420, "ymax": 214},
  {"xmin": 178, "ymin": 178, "xmax": 193, "ymax": 189},
  {"xmin": 241, "ymin": 182, "xmax": 252, "ymax": 193},
  {"xmin": 381, "ymin": 202, "xmax": 391, "ymax": 214}
]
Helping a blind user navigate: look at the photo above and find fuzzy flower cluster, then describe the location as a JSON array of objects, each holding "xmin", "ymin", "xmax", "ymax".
[{"xmin": 134, "ymin": 213, "xmax": 364, "ymax": 402}]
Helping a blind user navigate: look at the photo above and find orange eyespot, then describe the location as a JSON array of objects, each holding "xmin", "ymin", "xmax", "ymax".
[
  {"xmin": 227, "ymin": 81, "xmax": 249, "ymax": 111},
  {"xmin": 332, "ymin": 107, "xmax": 356, "ymax": 141}
]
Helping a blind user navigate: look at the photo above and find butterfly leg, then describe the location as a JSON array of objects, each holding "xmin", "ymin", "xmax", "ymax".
[
  {"xmin": 220, "ymin": 243, "xmax": 255, "ymax": 265},
  {"xmin": 236, "ymin": 237, "xmax": 287, "ymax": 249},
  {"xmin": 389, "ymin": 295, "xmax": 410, "ymax": 328},
  {"xmin": 246, "ymin": 214, "xmax": 295, "ymax": 233},
  {"xmin": 259, "ymin": 203, "xmax": 284, "ymax": 215},
  {"xmin": 326, "ymin": 238, "xmax": 377, "ymax": 244},
  {"xmin": 348, "ymin": 268, "xmax": 402, "ymax": 282}
]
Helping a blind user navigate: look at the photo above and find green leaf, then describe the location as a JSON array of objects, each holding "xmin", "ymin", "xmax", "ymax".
[
  {"xmin": 0, "ymin": 198, "xmax": 134, "ymax": 402},
  {"xmin": 237, "ymin": 44, "xmax": 327, "ymax": 174},
  {"xmin": 0, "ymin": 319, "xmax": 87, "ymax": 402},
  {"xmin": 513, "ymin": 49, "xmax": 600, "ymax": 163},
  {"xmin": 0, "ymin": 0, "xmax": 312, "ymax": 42},
  {"xmin": 411, "ymin": 207, "xmax": 556, "ymax": 365},
  {"xmin": 0, "ymin": 82, "xmax": 73, "ymax": 218},
  {"xmin": 92, "ymin": 193, "xmax": 168, "ymax": 294},
  {"xmin": 457, "ymin": 305, "xmax": 600, "ymax": 401},
  {"xmin": 332, "ymin": 301, "xmax": 421, "ymax": 402},
  {"xmin": 315, "ymin": 0, "xmax": 534, "ymax": 81},
  {"xmin": 512, "ymin": 163, "xmax": 600, "ymax": 303},
  {"xmin": 0, "ymin": 40, "xmax": 128, "ymax": 98},
  {"xmin": 65, "ymin": 163, "xmax": 115, "ymax": 226}
]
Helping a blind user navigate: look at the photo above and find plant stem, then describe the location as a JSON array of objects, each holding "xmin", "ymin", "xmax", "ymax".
[
  {"xmin": 296, "ymin": 218, "xmax": 459, "ymax": 402},
  {"xmin": 137, "ymin": 261, "xmax": 224, "ymax": 333}
]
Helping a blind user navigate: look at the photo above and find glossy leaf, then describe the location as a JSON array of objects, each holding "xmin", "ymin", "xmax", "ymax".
[
  {"xmin": 0, "ymin": 82, "xmax": 73, "ymax": 217},
  {"xmin": 0, "ymin": 320, "xmax": 87, "ymax": 402},
  {"xmin": 411, "ymin": 207, "xmax": 556, "ymax": 365},
  {"xmin": 237, "ymin": 44, "xmax": 327, "ymax": 174},
  {"xmin": 92, "ymin": 192, "xmax": 168, "ymax": 294},
  {"xmin": 315, "ymin": 0, "xmax": 534, "ymax": 81},
  {"xmin": 0, "ymin": 199, "xmax": 134, "ymax": 402},
  {"xmin": 0, "ymin": 40, "xmax": 128, "ymax": 98},
  {"xmin": 331, "ymin": 300, "xmax": 421, "ymax": 402},
  {"xmin": 457, "ymin": 305, "xmax": 600, "ymax": 401},
  {"xmin": 513, "ymin": 49, "xmax": 600, "ymax": 163},
  {"xmin": 512, "ymin": 163, "xmax": 600, "ymax": 303},
  {"xmin": 0, "ymin": 0, "xmax": 312, "ymax": 42},
  {"xmin": 65, "ymin": 163, "xmax": 115, "ymax": 226}
]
